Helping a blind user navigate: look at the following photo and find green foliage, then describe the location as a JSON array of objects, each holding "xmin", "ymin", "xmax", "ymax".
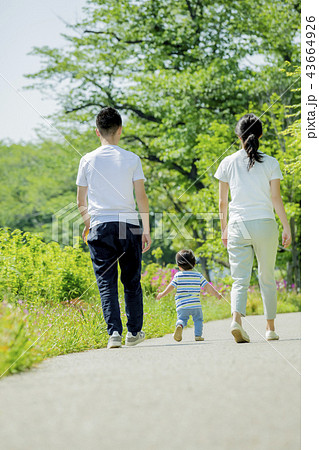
[
  {"xmin": 22, "ymin": 0, "xmax": 301, "ymax": 283},
  {"xmin": 0, "ymin": 228, "xmax": 300, "ymax": 377},
  {"xmin": 0, "ymin": 0, "xmax": 302, "ymax": 378},
  {"xmin": 0, "ymin": 229, "xmax": 96, "ymax": 304},
  {"xmin": 0, "ymin": 302, "xmax": 41, "ymax": 376},
  {"xmin": 0, "ymin": 140, "xmax": 80, "ymax": 242}
]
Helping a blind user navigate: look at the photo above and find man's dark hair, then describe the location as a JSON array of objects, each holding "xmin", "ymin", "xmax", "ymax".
[
  {"xmin": 96, "ymin": 107, "xmax": 122, "ymax": 136},
  {"xmin": 176, "ymin": 249, "xmax": 196, "ymax": 270}
]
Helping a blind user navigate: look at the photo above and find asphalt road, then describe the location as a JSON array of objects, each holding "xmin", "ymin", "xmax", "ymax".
[{"xmin": 0, "ymin": 312, "xmax": 301, "ymax": 450}]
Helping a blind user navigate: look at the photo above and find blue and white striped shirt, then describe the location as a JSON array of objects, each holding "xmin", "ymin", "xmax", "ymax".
[{"xmin": 170, "ymin": 270, "xmax": 208, "ymax": 311}]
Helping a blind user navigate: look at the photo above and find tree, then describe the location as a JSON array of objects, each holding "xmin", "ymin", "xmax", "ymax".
[{"xmin": 25, "ymin": 0, "xmax": 300, "ymax": 282}]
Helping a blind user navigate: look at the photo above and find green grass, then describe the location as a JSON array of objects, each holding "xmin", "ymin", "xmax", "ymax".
[
  {"xmin": 0, "ymin": 288, "xmax": 300, "ymax": 378},
  {"xmin": 0, "ymin": 228, "xmax": 301, "ymax": 377}
]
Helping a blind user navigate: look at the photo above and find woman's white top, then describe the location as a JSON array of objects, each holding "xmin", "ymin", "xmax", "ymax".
[{"xmin": 214, "ymin": 149, "xmax": 283, "ymax": 224}]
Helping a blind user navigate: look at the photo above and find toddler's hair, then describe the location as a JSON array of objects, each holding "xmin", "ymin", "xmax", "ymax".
[
  {"xmin": 96, "ymin": 107, "xmax": 122, "ymax": 137},
  {"xmin": 235, "ymin": 113, "xmax": 263, "ymax": 170},
  {"xmin": 176, "ymin": 249, "xmax": 196, "ymax": 270}
]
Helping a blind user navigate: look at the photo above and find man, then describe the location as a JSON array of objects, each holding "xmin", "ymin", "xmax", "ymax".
[{"xmin": 76, "ymin": 107, "xmax": 151, "ymax": 348}]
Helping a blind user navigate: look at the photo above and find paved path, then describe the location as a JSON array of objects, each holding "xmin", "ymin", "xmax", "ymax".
[{"xmin": 0, "ymin": 313, "xmax": 300, "ymax": 450}]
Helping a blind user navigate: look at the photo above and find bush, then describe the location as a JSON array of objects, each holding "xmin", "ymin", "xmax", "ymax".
[
  {"xmin": 0, "ymin": 228, "xmax": 96, "ymax": 304},
  {"xmin": 0, "ymin": 302, "xmax": 41, "ymax": 376},
  {"xmin": 0, "ymin": 228, "xmax": 301, "ymax": 378}
]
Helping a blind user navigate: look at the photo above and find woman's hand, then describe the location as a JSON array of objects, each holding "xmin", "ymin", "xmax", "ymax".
[
  {"xmin": 282, "ymin": 228, "xmax": 292, "ymax": 248},
  {"xmin": 156, "ymin": 292, "xmax": 163, "ymax": 300},
  {"xmin": 221, "ymin": 227, "xmax": 228, "ymax": 248}
]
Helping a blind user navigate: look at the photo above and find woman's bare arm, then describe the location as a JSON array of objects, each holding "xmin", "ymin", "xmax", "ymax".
[
  {"xmin": 219, "ymin": 181, "xmax": 229, "ymax": 247},
  {"xmin": 270, "ymin": 179, "xmax": 291, "ymax": 248}
]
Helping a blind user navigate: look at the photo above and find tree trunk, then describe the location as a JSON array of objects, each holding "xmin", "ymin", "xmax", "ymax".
[{"xmin": 199, "ymin": 256, "xmax": 210, "ymax": 281}]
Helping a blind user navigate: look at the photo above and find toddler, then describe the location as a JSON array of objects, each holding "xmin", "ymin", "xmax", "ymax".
[{"xmin": 156, "ymin": 249, "xmax": 221, "ymax": 342}]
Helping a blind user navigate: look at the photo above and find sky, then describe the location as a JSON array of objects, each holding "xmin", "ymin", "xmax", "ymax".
[{"xmin": 0, "ymin": 0, "xmax": 87, "ymax": 142}]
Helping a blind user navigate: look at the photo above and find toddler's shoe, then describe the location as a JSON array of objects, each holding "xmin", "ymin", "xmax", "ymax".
[
  {"xmin": 174, "ymin": 325, "xmax": 183, "ymax": 342},
  {"xmin": 107, "ymin": 331, "xmax": 122, "ymax": 349},
  {"xmin": 125, "ymin": 331, "xmax": 145, "ymax": 346},
  {"xmin": 266, "ymin": 330, "xmax": 279, "ymax": 340},
  {"xmin": 195, "ymin": 336, "xmax": 204, "ymax": 341},
  {"xmin": 230, "ymin": 321, "xmax": 250, "ymax": 343}
]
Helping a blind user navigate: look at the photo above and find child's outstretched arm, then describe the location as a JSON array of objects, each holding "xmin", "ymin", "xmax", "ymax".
[
  {"xmin": 156, "ymin": 283, "xmax": 175, "ymax": 300},
  {"xmin": 203, "ymin": 283, "xmax": 222, "ymax": 299}
]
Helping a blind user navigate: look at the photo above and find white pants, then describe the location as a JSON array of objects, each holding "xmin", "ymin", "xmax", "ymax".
[{"xmin": 227, "ymin": 219, "xmax": 279, "ymax": 320}]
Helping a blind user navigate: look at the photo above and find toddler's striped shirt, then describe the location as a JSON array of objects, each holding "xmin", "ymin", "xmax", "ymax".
[{"xmin": 170, "ymin": 270, "xmax": 208, "ymax": 311}]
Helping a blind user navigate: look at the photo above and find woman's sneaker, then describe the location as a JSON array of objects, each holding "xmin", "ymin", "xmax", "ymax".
[
  {"xmin": 107, "ymin": 331, "xmax": 122, "ymax": 349},
  {"xmin": 266, "ymin": 330, "xmax": 279, "ymax": 340},
  {"xmin": 174, "ymin": 325, "xmax": 183, "ymax": 342},
  {"xmin": 195, "ymin": 336, "xmax": 204, "ymax": 341},
  {"xmin": 230, "ymin": 321, "xmax": 250, "ymax": 343},
  {"xmin": 125, "ymin": 331, "xmax": 145, "ymax": 346}
]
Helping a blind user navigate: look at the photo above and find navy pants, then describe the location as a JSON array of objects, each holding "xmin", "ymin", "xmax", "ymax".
[{"xmin": 87, "ymin": 222, "xmax": 143, "ymax": 336}]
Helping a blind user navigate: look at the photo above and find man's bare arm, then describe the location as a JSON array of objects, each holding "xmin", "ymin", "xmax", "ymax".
[
  {"xmin": 77, "ymin": 186, "xmax": 90, "ymax": 242},
  {"xmin": 134, "ymin": 179, "xmax": 151, "ymax": 253}
]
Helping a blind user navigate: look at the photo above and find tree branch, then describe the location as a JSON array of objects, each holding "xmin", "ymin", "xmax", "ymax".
[
  {"xmin": 65, "ymin": 102, "xmax": 105, "ymax": 114},
  {"xmin": 117, "ymin": 103, "xmax": 161, "ymax": 123},
  {"xmin": 212, "ymin": 256, "xmax": 230, "ymax": 269},
  {"xmin": 162, "ymin": 185, "xmax": 185, "ymax": 214},
  {"xmin": 83, "ymin": 29, "xmax": 144, "ymax": 44},
  {"xmin": 124, "ymin": 134, "xmax": 205, "ymax": 189}
]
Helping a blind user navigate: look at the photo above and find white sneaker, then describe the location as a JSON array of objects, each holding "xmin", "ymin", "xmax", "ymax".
[
  {"xmin": 107, "ymin": 331, "xmax": 122, "ymax": 349},
  {"xmin": 125, "ymin": 331, "xmax": 145, "ymax": 346},
  {"xmin": 266, "ymin": 330, "xmax": 279, "ymax": 340},
  {"xmin": 230, "ymin": 321, "xmax": 250, "ymax": 343}
]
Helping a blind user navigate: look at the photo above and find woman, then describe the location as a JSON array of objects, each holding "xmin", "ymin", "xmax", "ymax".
[{"xmin": 214, "ymin": 113, "xmax": 291, "ymax": 343}]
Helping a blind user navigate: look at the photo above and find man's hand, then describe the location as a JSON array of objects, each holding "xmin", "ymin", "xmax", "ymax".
[
  {"xmin": 82, "ymin": 225, "xmax": 90, "ymax": 244},
  {"xmin": 282, "ymin": 228, "xmax": 292, "ymax": 248},
  {"xmin": 142, "ymin": 232, "xmax": 152, "ymax": 253},
  {"xmin": 156, "ymin": 292, "xmax": 163, "ymax": 300}
]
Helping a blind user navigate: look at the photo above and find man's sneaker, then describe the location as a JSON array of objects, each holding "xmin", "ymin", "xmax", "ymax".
[
  {"xmin": 173, "ymin": 325, "xmax": 183, "ymax": 342},
  {"xmin": 195, "ymin": 336, "xmax": 204, "ymax": 341},
  {"xmin": 230, "ymin": 321, "xmax": 250, "ymax": 343},
  {"xmin": 125, "ymin": 331, "xmax": 145, "ymax": 347},
  {"xmin": 266, "ymin": 330, "xmax": 279, "ymax": 341},
  {"xmin": 107, "ymin": 331, "xmax": 122, "ymax": 349}
]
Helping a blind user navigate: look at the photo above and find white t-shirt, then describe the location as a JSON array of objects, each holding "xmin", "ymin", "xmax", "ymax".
[
  {"xmin": 214, "ymin": 149, "xmax": 283, "ymax": 223},
  {"xmin": 76, "ymin": 145, "xmax": 146, "ymax": 227}
]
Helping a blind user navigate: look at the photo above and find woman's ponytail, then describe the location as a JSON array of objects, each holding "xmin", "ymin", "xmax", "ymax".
[
  {"xmin": 235, "ymin": 114, "xmax": 263, "ymax": 170},
  {"xmin": 244, "ymin": 134, "xmax": 263, "ymax": 169}
]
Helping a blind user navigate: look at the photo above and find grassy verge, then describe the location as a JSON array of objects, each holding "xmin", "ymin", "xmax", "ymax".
[{"xmin": 0, "ymin": 289, "xmax": 300, "ymax": 378}]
